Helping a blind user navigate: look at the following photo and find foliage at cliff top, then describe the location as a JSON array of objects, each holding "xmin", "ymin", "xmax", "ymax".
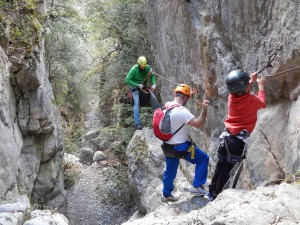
[
  {"xmin": 0, "ymin": 0, "xmax": 46, "ymax": 56},
  {"xmin": 84, "ymin": 0, "xmax": 154, "ymax": 95}
]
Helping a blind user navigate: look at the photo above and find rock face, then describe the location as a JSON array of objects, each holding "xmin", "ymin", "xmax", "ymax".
[
  {"xmin": 0, "ymin": 202, "xmax": 69, "ymax": 225},
  {"xmin": 123, "ymin": 182, "xmax": 300, "ymax": 225},
  {"xmin": 125, "ymin": 129, "xmax": 300, "ymax": 224},
  {"xmin": 0, "ymin": 0, "xmax": 65, "ymax": 211},
  {"xmin": 126, "ymin": 129, "xmax": 165, "ymax": 214},
  {"xmin": 124, "ymin": 0, "xmax": 300, "ymax": 223},
  {"xmin": 145, "ymin": 0, "xmax": 300, "ymax": 188}
]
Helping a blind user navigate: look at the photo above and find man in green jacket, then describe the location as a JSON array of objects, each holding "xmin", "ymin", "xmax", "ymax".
[{"xmin": 125, "ymin": 56, "xmax": 161, "ymax": 130}]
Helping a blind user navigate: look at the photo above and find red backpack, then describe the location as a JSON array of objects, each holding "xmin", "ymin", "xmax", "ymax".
[{"xmin": 152, "ymin": 104, "xmax": 185, "ymax": 141}]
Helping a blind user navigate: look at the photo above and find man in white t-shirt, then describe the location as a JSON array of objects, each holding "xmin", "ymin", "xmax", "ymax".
[{"xmin": 161, "ymin": 84, "xmax": 210, "ymax": 202}]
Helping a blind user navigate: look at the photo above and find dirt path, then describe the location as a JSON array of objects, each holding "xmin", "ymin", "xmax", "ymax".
[
  {"xmin": 83, "ymin": 95, "xmax": 101, "ymax": 131},
  {"xmin": 66, "ymin": 164, "xmax": 136, "ymax": 225},
  {"xmin": 66, "ymin": 95, "xmax": 137, "ymax": 225}
]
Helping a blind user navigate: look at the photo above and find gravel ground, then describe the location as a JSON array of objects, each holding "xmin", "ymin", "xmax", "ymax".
[
  {"xmin": 66, "ymin": 96, "xmax": 137, "ymax": 225},
  {"xmin": 66, "ymin": 163, "xmax": 137, "ymax": 225}
]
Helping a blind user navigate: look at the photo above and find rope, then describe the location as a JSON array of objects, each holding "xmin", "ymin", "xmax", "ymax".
[
  {"xmin": 152, "ymin": 71, "xmax": 205, "ymax": 106},
  {"xmin": 210, "ymin": 64, "xmax": 300, "ymax": 104},
  {"xmin": 265, "ymin": 65, "xmax": 300, "ymax": 77},
  {"xmin": 152, "ymin": 59, "xmax": 300, "ymax": 105},
  {"xmin": 153, "ymin": 71, "xmax": 204, "ymax": 93},
  {"xmin": 152, "ymin": 72, "xmax": 178, "ymax": 85}
]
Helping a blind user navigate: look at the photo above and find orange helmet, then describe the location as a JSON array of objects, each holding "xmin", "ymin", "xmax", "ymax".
[{"xmin": 175, "ymin": 84, "xmax": 191, "ymax": 97}]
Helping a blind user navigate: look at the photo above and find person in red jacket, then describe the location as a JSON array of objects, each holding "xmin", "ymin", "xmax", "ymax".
[{"xmin": 205, "ymin": 69, "xmax": 267, "ymax": 201}]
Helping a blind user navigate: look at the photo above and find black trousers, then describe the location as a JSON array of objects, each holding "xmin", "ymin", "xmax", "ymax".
[{"xmin": 209, "ymin": 135, "xmax": 246, "ymax": 197}]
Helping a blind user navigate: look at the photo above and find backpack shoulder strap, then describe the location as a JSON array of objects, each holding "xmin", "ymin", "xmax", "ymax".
[
  {"xmin": 165, "ymin": 103, "xmax": 181, "ymax": 110},
  {"xmin": 165, "ymin": 104, "xmax": 185, "ymax": 135},
  {"xmin": 173, "ymin": 123, "xmax": 185, "ymax": 136}
]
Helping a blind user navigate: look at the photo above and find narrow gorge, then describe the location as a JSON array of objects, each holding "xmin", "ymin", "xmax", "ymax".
[{"xmin": 0, "ymin": 0, "xmax": 299, "ymax": 225}]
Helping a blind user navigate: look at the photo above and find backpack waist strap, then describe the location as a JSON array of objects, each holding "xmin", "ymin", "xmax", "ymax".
[{"xmin": 161, "ymin": 142, "xmax": 189, "ymax": 159}]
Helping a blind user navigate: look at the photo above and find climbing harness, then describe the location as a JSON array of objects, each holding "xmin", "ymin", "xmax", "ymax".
[
  {"xmin": 139, "ymin": 87, "xmax": 152, "ymax": 107},
  {"xmin": 187, "ymin": 144, "xmax": 195, "ymax": 159},
  {"xmin": 221, "ymin": 134, "xmax": 250, "ymax": 191},
  {"xmin": 161, "ymin": 142, "xmax": 189, "ymax": 159},
  {"xmin": 124, "ymin": 69, "xmax": 154, "ymax": 106}
]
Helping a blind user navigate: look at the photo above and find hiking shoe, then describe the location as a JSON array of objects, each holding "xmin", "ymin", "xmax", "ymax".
[
  {"xmin": 161, "ymin": 195, "xmax": 179, "ymax": 202},
  {"xmin": 135, "ymin": 124, "xmax": 143, "ymax": 130},
  {"xmin": 190, "ymin": 185, "xmax": 209, "ymax": 196},
  {"xmin": 203, "ymin": 192, "xmax": 215, "ymax": 201}
]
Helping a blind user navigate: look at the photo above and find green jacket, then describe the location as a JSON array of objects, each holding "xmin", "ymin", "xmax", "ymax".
[{"xmin": 125, "ymin": 64, "xmax": 157, "ymax": 88}]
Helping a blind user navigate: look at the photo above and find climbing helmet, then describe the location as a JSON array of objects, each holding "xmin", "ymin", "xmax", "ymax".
[
  {"xmin": 225, "ymin": 69, "xmax": 250, "ymax": 95},
  {"xmin": 137, "ymin": 56, "xmax": 147, "ymax": 67},
  {"xmin": 175, "ymin": 84, "xmax": 191, "ymax": 97}
]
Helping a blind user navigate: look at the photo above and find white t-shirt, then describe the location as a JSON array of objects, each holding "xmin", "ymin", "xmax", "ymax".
[{"xmin": 165, "ymin": 102, "xmax": 194, "ymax": 145}]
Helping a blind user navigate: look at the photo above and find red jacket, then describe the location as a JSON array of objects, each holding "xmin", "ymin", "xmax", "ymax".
[{"xmin": 224, "ymin": 90, "xmax": 267, "ymax": 136}]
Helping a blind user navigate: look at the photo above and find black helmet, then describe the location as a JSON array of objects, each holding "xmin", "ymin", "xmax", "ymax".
[{"xmin": 225, "ymin": 69, "xmax": 250, "ymax": 95}]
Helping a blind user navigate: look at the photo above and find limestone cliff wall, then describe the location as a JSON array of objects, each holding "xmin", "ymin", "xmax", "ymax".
[
  {"xmin": 0, "ymin": 1, "xmax": 65, "ymax": 209},
  {"xmin": 145, "ymin": 0, "xmax": 300, "ymax": 187}
]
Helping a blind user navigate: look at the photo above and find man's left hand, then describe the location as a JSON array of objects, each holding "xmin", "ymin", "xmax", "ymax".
[{"xmin": 151, "ymin": 84, "xmax": 157, "ymax": 91}]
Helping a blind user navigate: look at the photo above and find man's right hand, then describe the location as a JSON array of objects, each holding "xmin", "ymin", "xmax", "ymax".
[
  {"xmin": 250, "ymin": 72, "xmax": 258, "ymax": 82},
  {"xmin": 138, "ymin": 84, "xmax": 144, "ymax": 89},
  {"xmin": 202, "ymin": 100, "xmax": 210, "ymax": 110}
]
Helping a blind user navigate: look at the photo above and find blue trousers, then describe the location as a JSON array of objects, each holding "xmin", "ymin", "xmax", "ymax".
[
  {"xmin": 131, "ymin": 89, "xmax": 160, "ymax": 125},
  {"xmin": 162, "ymin": 142, "xmax": 209, "ymax": 197}
]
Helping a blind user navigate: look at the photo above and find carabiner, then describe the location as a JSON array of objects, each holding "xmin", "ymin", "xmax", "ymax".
[{"xmin": 258, "ymin": 45, "xmax": 281, "ymax": 75}]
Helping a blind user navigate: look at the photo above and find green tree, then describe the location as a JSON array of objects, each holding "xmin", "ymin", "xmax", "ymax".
[
  {"xmin": 45, "ymin": 0, "xmax": 93, "ymax": 154},
  {"xmin": 85, "ymin": 0, "xmax": 154, "ymax": 123}
]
